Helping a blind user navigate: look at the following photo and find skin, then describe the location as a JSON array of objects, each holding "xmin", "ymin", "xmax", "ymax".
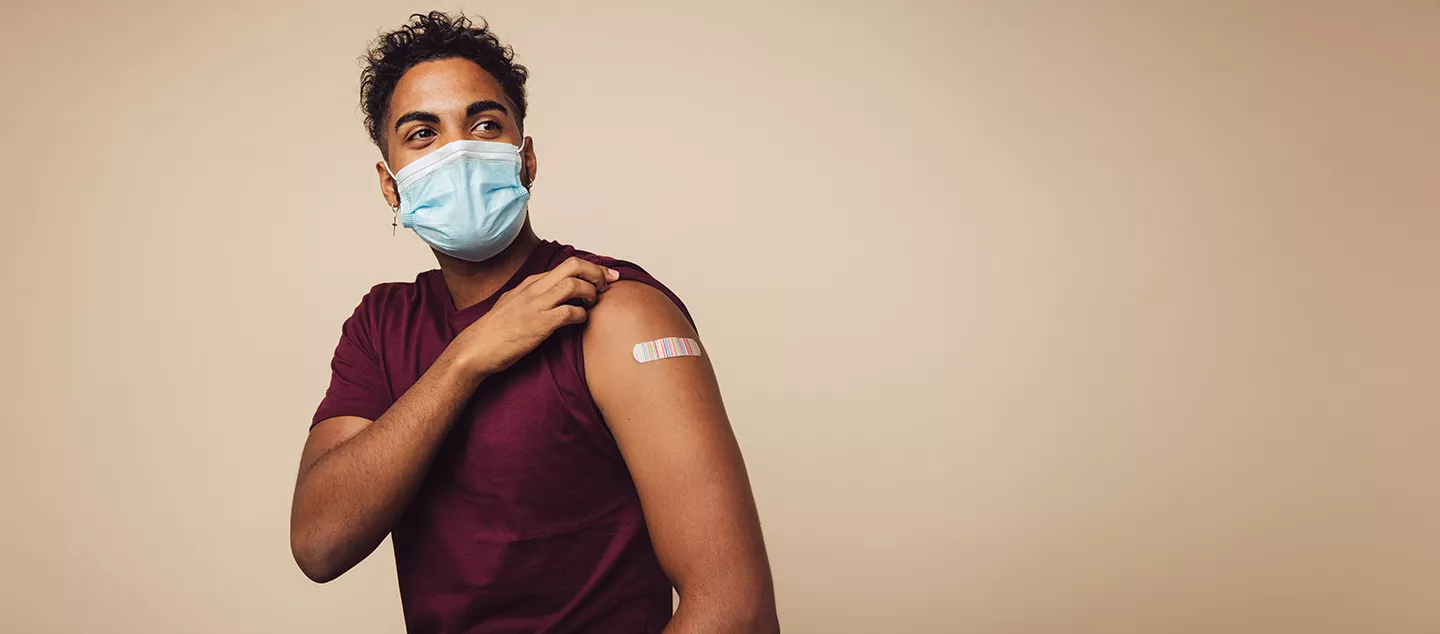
[{"xmin": 289, "ymin": 57, "xmax": 778, "ymax": 633}]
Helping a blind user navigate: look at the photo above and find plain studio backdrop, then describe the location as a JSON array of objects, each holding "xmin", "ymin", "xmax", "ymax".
[{"xmin": 2, "ymin": 1, "xmax": 1437, "ymax": 632}]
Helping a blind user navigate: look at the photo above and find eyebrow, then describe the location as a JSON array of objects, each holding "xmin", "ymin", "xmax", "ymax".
[
  {"xmin": 393, "ymin": 100, "xmax": 509, "ymax": 132},
  {"xmin": 466, "ymin": 100, "xmax": 508, "ymax": 118},
  {"xmin": 392, "ymin": 110, "xmax": 439, "ymax": 131}
]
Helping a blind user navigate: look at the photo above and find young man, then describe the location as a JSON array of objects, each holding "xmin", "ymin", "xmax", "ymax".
[{"xmin": 289, "ymin": 12, "xmax": 778, "ymax": 634}]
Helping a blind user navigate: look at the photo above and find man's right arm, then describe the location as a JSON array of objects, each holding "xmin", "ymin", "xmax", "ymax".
[
  {"xmin": 290, "ymin": 346, "xmax": 482, "ymax": 583},
  {"xmin": 289, "ymin": 257, "xmax": 619, "ymax": 582}
]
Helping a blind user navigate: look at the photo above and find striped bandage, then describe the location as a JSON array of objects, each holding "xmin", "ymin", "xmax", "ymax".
[{"xmin": 632, "ymin": 337, "xmax": 703, "ymax": 364}]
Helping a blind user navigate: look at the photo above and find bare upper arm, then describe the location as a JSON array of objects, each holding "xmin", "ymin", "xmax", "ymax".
[{"xmin": 583, "ymin": 281, "xmax": 771, "ymax": 601}]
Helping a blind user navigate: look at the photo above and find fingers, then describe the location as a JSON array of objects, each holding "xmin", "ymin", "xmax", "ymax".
[
  {"xmin": 514, "ymin": 271, "xmax": 548, "ymax": 293},
  {"xmin": 549, "ymin": 304, "xmax": 589, "ymax": 327},
  {"xmin": 537, "ymin": 257, "xmax": 619, "ymax": 295},
  {"xmin": 540, "ymin": 275, "xmax": 600, "ymax": 309}
]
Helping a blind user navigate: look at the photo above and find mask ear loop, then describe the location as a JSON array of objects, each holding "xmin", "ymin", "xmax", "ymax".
[
  {"xmin": 517, "ymin": 138, "xmax": 533, "ymax": 188},
  {"xmin": 382, "ymin": 160, "xmax": 400, "ymax": 236}
]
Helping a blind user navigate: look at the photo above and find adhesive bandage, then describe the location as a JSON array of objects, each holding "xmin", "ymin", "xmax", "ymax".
[{"xmin": 632, "ymin": 337, "xmax": 703, "ymax": 364}]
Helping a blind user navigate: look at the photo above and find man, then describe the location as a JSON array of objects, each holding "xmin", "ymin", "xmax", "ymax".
[{"xmin": 289, "ymin": 12, "xmax": 778, "ymax": 634}]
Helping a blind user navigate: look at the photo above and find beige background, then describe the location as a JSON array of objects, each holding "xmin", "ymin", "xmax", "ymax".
[{"xmin": 2, "ymin": 1, "xmax": 1438, "ymax": 632}]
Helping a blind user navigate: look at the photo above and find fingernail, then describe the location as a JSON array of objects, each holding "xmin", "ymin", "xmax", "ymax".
[{"xmin": 607, "ymin": 268, "xmax": 620, "ymax": 281}]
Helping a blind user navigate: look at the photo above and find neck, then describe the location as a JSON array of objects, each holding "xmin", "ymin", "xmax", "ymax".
[{"xmin": 434, "ymin": 223, "xmax": 542, "ymax": 311}]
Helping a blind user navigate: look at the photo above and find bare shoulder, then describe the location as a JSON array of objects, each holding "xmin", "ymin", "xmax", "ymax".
[
  {"xmin": 585, "ymin": 280, "xmax": 696, "ymax": 341},
  {"xmin": 583, "ymin": 281, "xmax": 707, "ymax": 401}
]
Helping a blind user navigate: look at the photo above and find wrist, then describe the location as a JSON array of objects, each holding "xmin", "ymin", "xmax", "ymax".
[{"xmin": 438, "ymin": 344, "xmax": 492, "ymax": 388}]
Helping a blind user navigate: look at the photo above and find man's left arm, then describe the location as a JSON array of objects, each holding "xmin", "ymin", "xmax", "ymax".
[{"xmin": 584, "ymin": 280, "xmax": 779, "ymax": 634}]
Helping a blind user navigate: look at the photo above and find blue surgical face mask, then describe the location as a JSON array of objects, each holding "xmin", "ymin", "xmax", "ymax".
[{"xmin": 384, "ymin": 139, "xmax": 531, "ymax": 263}]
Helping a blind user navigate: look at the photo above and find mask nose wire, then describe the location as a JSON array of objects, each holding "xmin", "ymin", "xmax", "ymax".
[
  {"xmin": 386, "ymin": 138, "xmax": 523, "ymax": 181},
  {"xmin": 384, "ymin": 137, "xmax": 528, "ymax": 198}
]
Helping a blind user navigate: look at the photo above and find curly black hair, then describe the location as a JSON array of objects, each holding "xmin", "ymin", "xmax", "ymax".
[{"xmin": 360, "ymin": 11, "xmax": 529, "ymax": 152}]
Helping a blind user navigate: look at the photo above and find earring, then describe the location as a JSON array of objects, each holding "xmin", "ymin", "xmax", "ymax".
[{"xmin": 391, "ymin": 205, "xmax": 399, "ymax": 236}]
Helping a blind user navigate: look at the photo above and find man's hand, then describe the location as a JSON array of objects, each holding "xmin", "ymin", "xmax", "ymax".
[
  {"xmin": 451, "ymin": 256, "xmax": 620, "ymax": 376},
  {"xmin": 292, "ymin": 256, "xmax": 619, "ymax": 583}
]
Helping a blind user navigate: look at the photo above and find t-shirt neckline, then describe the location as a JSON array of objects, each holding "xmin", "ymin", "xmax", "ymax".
[{"xmin": 431, "ymin": 240, "xmax": 559, "ymax": 325}]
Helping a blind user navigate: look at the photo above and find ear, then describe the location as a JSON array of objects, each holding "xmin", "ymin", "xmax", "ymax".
[
  {"xmin": 376, "ymin": 161, "xmax": 399, "ymax": 209},
  {"xmin": 521, "ymin": 136, "xmax": 538, "ymax": 188}
]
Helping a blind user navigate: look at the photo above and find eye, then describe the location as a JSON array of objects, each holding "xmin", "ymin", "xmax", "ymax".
[
  {"xmin": 406, "ymin": 127, "xmax": 436, "ymax": 142},
  {"xmin": 474, "ymin": 120, "xmax": 502, "ymax": 136}
]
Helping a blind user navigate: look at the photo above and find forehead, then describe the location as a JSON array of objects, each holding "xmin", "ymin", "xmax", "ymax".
[{"xmin": 387, "ymin": 57, "xmax": 510, "ymax": 124}]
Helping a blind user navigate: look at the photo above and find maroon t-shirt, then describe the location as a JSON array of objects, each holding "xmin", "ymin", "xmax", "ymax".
[{"xmin": 312, "ymin": 240, "xmax": 686, "ymax": 633}]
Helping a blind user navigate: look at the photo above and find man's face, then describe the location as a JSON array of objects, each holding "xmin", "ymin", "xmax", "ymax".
[{"xmin": 376, "ymin": 57, "xmax": 535, "ymax": 209}]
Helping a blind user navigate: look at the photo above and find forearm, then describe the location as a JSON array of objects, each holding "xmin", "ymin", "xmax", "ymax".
[{"xmin": 292, "ymin": 349, "xmax": 483, "ymax": 581}]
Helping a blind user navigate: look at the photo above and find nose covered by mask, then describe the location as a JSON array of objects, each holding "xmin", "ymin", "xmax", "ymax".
[{"xmin": 384, "ymin": 139, "xmax": 530, "ymax": 263}]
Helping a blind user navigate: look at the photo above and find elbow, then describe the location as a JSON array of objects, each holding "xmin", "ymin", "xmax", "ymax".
[
  {"xmin": 294, "ymin": 556, "xmax": 343, "ymax": 585},
  {"xmin": 290, "ymin": 527, "xmax": 350, "ymax": 584}
]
